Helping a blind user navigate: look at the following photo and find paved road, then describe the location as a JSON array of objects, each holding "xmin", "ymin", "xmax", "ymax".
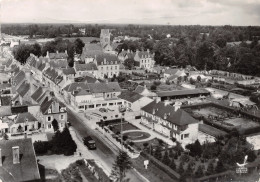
[{"xmin": 67, "ymin": 108, "xmax": 146, "ymax": 182}]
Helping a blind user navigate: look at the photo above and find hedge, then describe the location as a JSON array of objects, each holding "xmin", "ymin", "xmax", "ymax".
[{"xmin": 141, "ymin": 152, "xmax": 180, "ymax": 180}]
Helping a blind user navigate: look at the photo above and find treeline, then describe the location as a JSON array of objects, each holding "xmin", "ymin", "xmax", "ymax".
[
  {"xmin": 13, "ymin": 38, "xmax": 85, "ymax": 66},
  {"xmin": 3, "ymin": 24, "xmax": 260, "ymax": 41}
]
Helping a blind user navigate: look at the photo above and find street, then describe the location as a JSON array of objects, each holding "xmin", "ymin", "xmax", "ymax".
[{"xmin": 67, "ymin": 108, "xmax": 147, "ymax": 182}]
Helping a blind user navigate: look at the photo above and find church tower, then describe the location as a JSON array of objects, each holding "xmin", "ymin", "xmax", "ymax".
[{"xmin": 100, "ymin": 29, "xmax": 111, "ymax": 47}]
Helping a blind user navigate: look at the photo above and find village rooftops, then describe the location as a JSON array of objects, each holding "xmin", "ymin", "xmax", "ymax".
[
  {"xmin": 48, "ymin": 51, "xmax": 68, "ymax": 59},
  {"xmin": 61, "ymin": 67, "xmax": 76, "ymax": 75},
  {"xmin": 40, "ymin": 98, "xmax": 66, "ymax": 115},
  {"xmin": 0, "ymin": 138, "xmax": 41, "ymax": 182},
  {"xmin": 118, "ymin": 90, "xmax": 143, "ymax": 103},
  {"xmin": 142, "ymin": 100, "xmax": 198, "ymax": 126},
  {"xmin": 199, "ymin": 124, "xmax": 227, "ymax": 138},
  {"xmin": 63, "ymin": 82, "xmax": 89, "ymax": 93},
  {"xmin": 157, "ymin": 88, "xmax": 210, "ymax": 97},
  {"xmin": 74, "ymin": 62, "xmax": 98, "ymax": 71},
  {"xmin": 31, "ymin": 87, "xmax": 44, "ymax": 102},
  {"xmin": 13, "ymin": 71, "xmax": 25, "ymax": 86},
  {"xmin": 16, "ymin": 81, "xmax": 30, "ymax": 97},
  {"xmin": 96, "ymin": 54, "xmax": 119, "ymax": 65},
  {"xmin": 88, "ymin": 82, "xmax": 121, "ymax": 93},
  {"xmin": 15, "ymin": 112, "xmax": 37, "ymax": 124}
]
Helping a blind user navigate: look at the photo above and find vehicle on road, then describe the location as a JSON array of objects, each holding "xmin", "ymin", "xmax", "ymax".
[{"xmin": 83, "ymin": 136, "xmax": 96, "ymax": 150}]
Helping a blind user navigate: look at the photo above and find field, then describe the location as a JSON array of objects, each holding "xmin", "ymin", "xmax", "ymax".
[
  {"xmin": 123, "ymin": 131, "xmax": 151, "ymax": 141},
  {"xmin": 109, "ymin": 122, "xmax": 140, "ymax": 133}
]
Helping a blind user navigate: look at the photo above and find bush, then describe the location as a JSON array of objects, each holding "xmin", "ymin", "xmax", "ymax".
[{"xmin": 34, "ymin": 141, "xmax": 52, "ymax": 155}]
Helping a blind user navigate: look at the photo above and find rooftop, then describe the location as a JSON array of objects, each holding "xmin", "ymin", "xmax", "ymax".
[
  {"xmin": 15, "ymin": 112, "xmax": 37, "ymax": 124},
  {"xmin": 0, "ymin": 138, "xmax": 41, "ymax": 182},
  {"xmin": 118, "ymin": 90, "xmax": 143, "ymax": 103},
  {"xmin": 199, "ymin": 124, "xmax": 227, "ymax": 137},
  {"xmin": 142, "ymin": 101, "xmax": 198, "ymax": 126},
  {"xmin": 88, "ymin": 82, "xmax": 121, "ymax": 93},
  {"xmin": 157, "ymin": 88, "xmax": 210, "ymax": 97},
  {"xmin": 74, "ymin": 62, "xmax": 98, "ymax": 71}
]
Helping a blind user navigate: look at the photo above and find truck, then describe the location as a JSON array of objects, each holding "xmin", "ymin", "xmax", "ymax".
[{"xmin": 83, "ymin": 136, "xmax": 96, "ymax": 150}]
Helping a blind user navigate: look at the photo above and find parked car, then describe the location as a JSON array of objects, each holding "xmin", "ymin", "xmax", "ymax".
[{"xmin": 83, "ymin": 136, "xmax": 96, "ymax": 150}]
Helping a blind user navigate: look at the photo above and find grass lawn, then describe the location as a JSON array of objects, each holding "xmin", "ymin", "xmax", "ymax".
[
  {"xmin": 133, "ymin": 138, "xmax": 168, "ymax": 151},
  {"xmin": 110, "ymin": 122, "xmax": 140, "ymax": 133},
  {"xmin": 123, "ymin": 131, "xmax": 151, "ymax": 141},
  {"xmin": 132, "ymin": 155, "xmax": 177, "ymax": 182}
]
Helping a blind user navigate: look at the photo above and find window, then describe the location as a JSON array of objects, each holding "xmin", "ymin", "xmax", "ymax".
[
  {"xmin": 117, "ymin": 102, "xmax": 122, "ymax": 105},
  {"xmin": 60, "ymin": 123, "xmax": 63, "ymax": 128},
  {"xmin": 101, "ymin": 67, "xmax": 103, "ymax": 70},
  {"xmin": 48, "ymin": 109, "xmax": 51, "ymax": 114},
  {"xmin": 48, "ymin": 124, "xmax": 52, "ymax": 129},
  {"xmin": 89, "ymin": 105, "xmax": 94, "ymax": 108},
  {"xmin": 60, "ymin": 114, "xmax": 64, "ymax": 120},
  {"xmin": 102, "ymin": 103, "xmax": 107, "ymax": 106},
  {"xmin": 181, "ymin": 134, "xmax": 183, "ymax": 140},
  {"xmin": 79, "ymin": 105, "xmax": 84, "ymax": 109},
  {"xmin": 115, "ymin": 66, "xmax": 117, "ymax": 69},
  {"xmin": 47, "ymin": 116, "xmax": 52, "ymax": 121},
  {"xmin": 96, "ymin": 104, "xmax": 101, "ymax": 107},
  {"xmin": 184, "ymin": 134, "xmax": 189, "ymax": 138},
  {"xmin": 109, "ymin": 103, "xmax": 113, "ymax": 106}
]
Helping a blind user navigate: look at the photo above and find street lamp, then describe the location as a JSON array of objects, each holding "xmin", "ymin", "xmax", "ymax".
[{"xmin": 118, "ymin": 105, "xmax": 126, "ymax": 150}]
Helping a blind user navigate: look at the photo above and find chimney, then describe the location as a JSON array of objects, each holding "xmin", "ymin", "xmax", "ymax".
[
  {"xmin": 104, "ymin": 58, "xmax": 106, "ymax": 64},
  {"xmin": 127, "ymin": 49, "xmax": 130, "ymax": 53},
  {"xmin": 164, "ymin": 113, "xmax": 167, "ymax": 120},
  {"xmin": 46, "ymin": 51, "xmax": 49, "ymax": 57},
  {"xmin": 65, "ymin": 50, "xmax": 67, "ymax": 54},
  {"xmin": 24, "ymin": 133, "xmax": 27, "ymax": 139},
  {"xmin": 12, "ymin": 146, "xmax": 20, "ymax": 164},
  {"xmin": 153, "ymin": 108, "xmax": 155, "ymax": 114},
  {"xmin": 147, "ymin": 49, "xmax": 150, "ymax": 53},
  {"xmin": 56, "ymin": 50, "xmax": 59, "ymax": 54},
  {"xmin": 0, "ymin": 148, "xmax": 2, "ymax": 166},
  {"xmin": 122, "ymin": 49, "xmax": 124, "ymax": 52},
  {"xmin": 156, "ymin": 97, "xmax": 160, "ymax": 103},
  {"xmin": 174, "ymin": 101, "xmax": 181, "ymax": 112},
  {"xmin": 164, "ymin": 102, "xmax": 169, "ymax": 106}
]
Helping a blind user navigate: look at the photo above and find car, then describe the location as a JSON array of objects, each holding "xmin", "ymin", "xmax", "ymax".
[{"xmin": 83, "ymin": 136, "xmax": 96, "ymax": 150}]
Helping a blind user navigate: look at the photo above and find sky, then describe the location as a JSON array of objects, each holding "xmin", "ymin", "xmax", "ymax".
[{"xmin": 1, "ymin": 0, "xmax": 260, "ymax": 25}]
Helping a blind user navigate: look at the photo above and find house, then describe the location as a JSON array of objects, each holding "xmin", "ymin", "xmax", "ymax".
[
  {"xmin": 134, "ymin": 50, "xmax": 155, "ymax": 70},
  {"xmin": 133, "ymin": 85, "xmax": 157, "ymax": 98},
  {"xmin": 118, "ymin": 49, "xmax": 135, "ymax": 62},
  {"xmin": 163, "ymin": 68, "xmax": 187, "ymax": 82},
  {"xmin": 42, "ymin": 67, "xmax": 63, "ymax": 94},
  {"xmin": 46, "ymin": 50, "xmax": 68, "ymax": 62},
  {"xmin": 96, "ymin": 54, "xmax": 120, "ymax": 78},
  {"xmin": 61, "ymin": 67, "xmax": 76, "ymax": 82},
  {"xmin": 0, "ymin": 138, "xmax": 41, "ymax": 182},
  {"xmin": 118, "ymin": 90, "xmax": 153, "ymax": 112},
  {"xmin": 63, "ymin": 82, "xmax": 122, "ymax": 112},
  {"xmin": 141, "ymin": 100, "xmax": 199, "ymax": 146},
  {"xmin": 39, "ymin": 98, "xmax": 67, "ymax": 132},
  {"xmin": 74, "ymin": 62, "xmax": 98, "ymax": 78},
  {"xmin": 9, "ymin": 112, "xmax": 39, "ymax": 134}
]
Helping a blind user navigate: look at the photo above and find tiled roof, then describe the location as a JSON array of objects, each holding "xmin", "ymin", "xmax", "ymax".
[
  {"xmin": 26, "ymin": 56, "xmax": 36, "ymax": 67},
  {"xmin": 0, "ymin": 83, "xmax": 11, "ymax": 90},
  {"xmin": 84, "ymin": 43, "xmax": 103, "ymax": 51},
  {"xmin": 82, "ymin": 75, "xmax": 98, "ymax": 83},
  {"xmin": 3, "ymin": 58, "xmax": 13, "ymax": 67},
  {"xmin": 49, "ymin": 59, "xmax": 68, "ymax": 68},
  {"xmin": 0, "ymin": 96, "xmax": 12, "ymax": 106},
  {"xmin": 96, "ymin": 54, "xmax": 119, "ymax": 65},
  {"xmin": 199, "ymin": 124, "xmax": 227, "ymax": 137},
  {"xmin": 63, "ymin": 82, "xmax": 89, "ymax": 93},
  {"xmin": 137, "ymin": 50, "xmax": 153, "ymax": 58},
  {"xmin": 74, "ymin": 62, "xmax": 98, "ymax": 71},
  {"xmin": 81, "ymin": 50, "xmax": 103, "ymax": 59},
  {"xmin": 0, "ymin": 138, "xmax": 41, "ymax": 182},
  {"xmin": 16, "ymin": 81, "xmax": 30, "ymax": 97},
  {"xmin": 62, "ymin": 67, "xmax": 76, "ymax": 75},
  {"xmin": 0, "ymin": 106, "xmax": 12, "ymax": 117},
  {"xmin": 13, "ymin": 71, "xmax": 25, "ymax": 86},
  {"xmin": 118, "ymin": 90, "xmax": 143, "ymax": 103},
  {"xmin": 48, "ymin": 52, "xmax": 68, "ymax": 59},
  {"xmin": 142, "ymin": 101, "xmax": 198, "ymax": 126},
  {"xmin": 88, "ymin": 82, "xmax": 121, "ymax": 93},
  {"xmin": 134, "ymin": 85, "xmax": 145, "ymax": 94},
  {"xmin": 164, "ymin": 68, "xmax": 179, "ymax": 75},
  {"xmin": 16, "ymin": 112, "xmax": 37, "ymax": 124},
  {"xmin": 40, "ymin": 99, "xmax": 65, "ymax": 115},
  {"xmin": 43, "ymin": 68, "xmax": 63, "ymax": 84},
  {"xmin": 31, "ymin": 87, "xmax": 43, "ymax": 102},
  {"xmin": 157, "ymin": 89, "xmax": 210, "ymax": 97}
]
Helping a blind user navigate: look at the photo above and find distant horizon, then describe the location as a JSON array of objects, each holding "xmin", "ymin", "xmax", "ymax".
[{"xmin": 1, "ymin": 0, "xmax": 260, "ymax": 26}]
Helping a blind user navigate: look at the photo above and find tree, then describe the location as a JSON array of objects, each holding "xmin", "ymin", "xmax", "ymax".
[
  {"xmin": 184, "ymin": 162, "xmax": 193, "ymax": 177},
  {"xmin": 162, "ymin": 150, "xmax": 171, "ymax": 166},
  {"xmin": 169, "ymin": 159, "xmax": 176, "ymax": 170},
  {"xmin": 153, "ymin": 145, "xmax": 162, "ymax": 160},
  {"xmin": 197, "ymin": 75, "xmax": 201, "ymax": 82},
  {"xmin": 206, "ymin": 161, "xmax": 214, "ymax": 175},
  {"xmin": 247, "ymin": 150, "xmax": 257, "ymax": 162},
  {"xmin": 74, "ymin": 38, "xmax": 85, "ymax": 54},
  {"xmin": 124, "ymin": 58, "xmax": 135, "ymax": 70},
  {"xmin": 189, "ymin": 78, "xmax": 196, "ymax": 85},
  {"xmin": 3, "ymin": 133, "xmax": 9, "ymax": 140},
  {"xmin": 215, "ymin": 160, "xmax": 225, "ymax": 173},
  {"xmin": 110, "ymin": 150, "xmax": 132, "ymax": 182},
  {"xmin": 52, "ymin": 119, "xmax": 59, "ymax": 132},
  {"xmin": 195, "ymin": 165, "xmax": 204, "ymax": 178},
  {"xmin": 178, "ymin": 162, "xmax": 185, "ymax": 175},
  {"xmin": 150, "ymin": 85, "xmax": 157, "ymax": 91}
]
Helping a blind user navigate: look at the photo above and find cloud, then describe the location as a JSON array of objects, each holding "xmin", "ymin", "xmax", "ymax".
[{"xmin": 1, "ymin": 0, "xmax": 260, "ymax": 25}]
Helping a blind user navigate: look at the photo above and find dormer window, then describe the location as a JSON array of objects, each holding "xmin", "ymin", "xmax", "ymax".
[
  {"xmin": 48, "ymin": 108, "xmax": 51, "ymax": 114},
  {"xmin": 60, "ymin": 108, "xmax": 64, "ymax": 112},
  {"xmin": 164, "ymin": 113, "xmax": 167, "ymax": 120}
]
